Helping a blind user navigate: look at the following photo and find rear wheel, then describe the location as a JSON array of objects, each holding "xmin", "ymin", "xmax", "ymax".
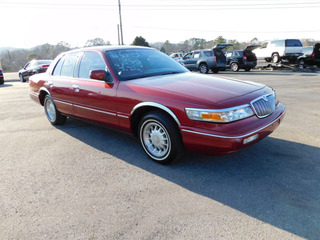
[
  {"xmin": 230, "ymin": 62, "xmax": 239, "ymax": 72},
  {"xmin": 44, "ymin": 95, "xmax": 67, "ymax": 125},
  {"xmin": 212, "ymin": 68, "xmax": 219, "ymax": 73},
  {"xmin": 199, "ymin": 63, "xmax": 208, "ymax": 74},
  {"xmin": 271, "ymin": 53, "xmax": 280, "ymax": 63},
  {"xmin": 298, "ymin": 59, "xmax": 305, "ymax": 69},
  {"xmin": 245, "ymin": 68, "xmax": 251, "ymax": 72},
  {"xmin": 19, "ymin": 74, "xmax": 26, "ymax": 83},
  {"xmin": 139, "ymin": 111, "xmax": 184, "ymax": 164}
]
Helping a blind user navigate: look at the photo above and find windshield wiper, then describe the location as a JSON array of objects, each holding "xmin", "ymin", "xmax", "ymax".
[{"xmin": 158, "ymin": 71, "xmax": 184, "ymax": 76}]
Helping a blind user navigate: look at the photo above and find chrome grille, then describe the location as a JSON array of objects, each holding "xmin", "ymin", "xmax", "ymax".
[{"xmin": 251, "ymin": 94, "xmax": 276, "ymax": 118}]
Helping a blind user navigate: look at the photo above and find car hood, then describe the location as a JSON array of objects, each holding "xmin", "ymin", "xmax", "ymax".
[{"xmin": 125, "ymin": 72, "xmax": 266, "ymax": 107}]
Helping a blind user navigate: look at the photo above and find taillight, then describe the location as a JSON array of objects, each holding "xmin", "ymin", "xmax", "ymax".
[
  {"xmin": 312, "ymin": 53, "xmax": 315, "ymax": 59},
  {"xmin": 243, "ymin": 56, "xmax": 247, "ymax": 60},
  {"xmin": 213, "ymin": 56, "xmax": 216, "ymax": 61}
]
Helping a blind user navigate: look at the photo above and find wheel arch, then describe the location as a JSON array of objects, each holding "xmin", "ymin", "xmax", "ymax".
[
  {"xmin": 38, "ymin": 87, "xmax": 51, "ymax": 106},
  {"xmin": 130, "ymin": 102, "xmax": 181, "ymax": 137},
  {"xmin": 197, "ymin": 61, "xmax": 208, "ymax": 68}
]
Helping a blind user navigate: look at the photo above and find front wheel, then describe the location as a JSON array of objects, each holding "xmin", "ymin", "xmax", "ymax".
[
  {"xmin": 44, "ymin": 95, "xmax": 67, "ymax": 125},
  {"xmin": 139, "ymin": 111, "xmax": 184, "ymax": 164}
]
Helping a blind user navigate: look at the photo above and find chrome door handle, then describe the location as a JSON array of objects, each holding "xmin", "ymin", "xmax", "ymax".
[{"xmin": 72, "ymin": 85, "xmax": 80, "ymax": 92}]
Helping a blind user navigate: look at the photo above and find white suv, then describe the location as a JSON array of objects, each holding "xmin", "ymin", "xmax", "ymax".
[{"xmin": 253, "ymin": 39, "xmax": 303, "ymax": 63}]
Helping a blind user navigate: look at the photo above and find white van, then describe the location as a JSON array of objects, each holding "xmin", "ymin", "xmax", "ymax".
[{"xmin": 253, "ymin": 39, "xmax": 303, "ymax": 63}]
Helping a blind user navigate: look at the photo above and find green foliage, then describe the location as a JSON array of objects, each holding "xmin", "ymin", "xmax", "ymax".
[
  {"xmin": 132, "ymin": 36, "xmax": 150, "ymax": 47},
  {"xmin": 213, "ymin": 36, "xmax": 227, "ymax": 46},
  {"xmin": 85, "ymin": 38, "xmax": 109, "ymax": 47},
  {"xmin": 27, "ymin": 53, "xmax": 39, "ymax": 61}
]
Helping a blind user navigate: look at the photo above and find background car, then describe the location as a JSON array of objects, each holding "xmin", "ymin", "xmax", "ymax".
[
  {"xmin": 297, "ymin": 43, "xmax": 320, "ymax": 68},
  {"xmin": 182, "ymin": 44, "xmax": 232, "ymax": 73},
  {"xmin": 19, "ymin": 60, "xmax": 52, "ymax": 82},
  {"xmin": 170, "ymin": 52, "xmax": 184, "ymax": 61},
  {"xmin": 226, "ymin": 44, "xmax": 259, "ymax": 72},
  {"xmin": 0, "ymin": 69, "xmax": 4, "ymax": 85},
  {"xmin": 29, "ymin": 46, "xmax": 285, "ymax": 165},
  {"xmin": 253, "ymin": 39, "xmax": 303, "ymax": 63}
]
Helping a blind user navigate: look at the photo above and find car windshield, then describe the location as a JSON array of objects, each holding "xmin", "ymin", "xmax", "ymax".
[{"xmin": 105, "ymin": 48, "xmax": 188, "ymax": 81}]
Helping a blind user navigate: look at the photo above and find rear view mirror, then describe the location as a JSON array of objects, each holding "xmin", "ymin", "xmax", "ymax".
[{"xmin": 90, "ymin": 70, "xmax": 113, "ymax": 83}]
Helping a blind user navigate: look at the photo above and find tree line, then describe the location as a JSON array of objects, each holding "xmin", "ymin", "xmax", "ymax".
[{"xmin": 0, "ymin": 36, "xmax": 317, "ymax": 72}]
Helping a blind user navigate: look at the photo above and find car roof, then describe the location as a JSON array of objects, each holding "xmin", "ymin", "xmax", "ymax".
[{"xmin": 66, "ymin": 45, "xmax": 152, "ymax": 54}]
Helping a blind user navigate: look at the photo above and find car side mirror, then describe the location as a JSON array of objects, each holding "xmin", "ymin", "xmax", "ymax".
[{"xmin": 90, "ymin": 70, "xmax": 113, "ymax": 83}]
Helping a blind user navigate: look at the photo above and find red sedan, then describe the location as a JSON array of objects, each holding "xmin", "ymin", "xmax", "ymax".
[{"xmin": 29, "ymin": 46, "xmax": 285, "ymax": 164}]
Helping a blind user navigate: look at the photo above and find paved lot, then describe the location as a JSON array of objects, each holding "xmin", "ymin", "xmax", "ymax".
[{"xmin": 1, "ymin": 70, "xmax": 319, "ymax": 239}]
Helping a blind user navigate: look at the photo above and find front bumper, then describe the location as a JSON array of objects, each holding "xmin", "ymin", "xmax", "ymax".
[{"xmin": 180, "ymin": 102, "xmax": 286, "ymax": 155}]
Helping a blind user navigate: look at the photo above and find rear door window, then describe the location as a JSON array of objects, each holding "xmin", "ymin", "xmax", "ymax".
[{"xmin": 52, "ymin": 57, "xmax": 65, "ymax": 76}]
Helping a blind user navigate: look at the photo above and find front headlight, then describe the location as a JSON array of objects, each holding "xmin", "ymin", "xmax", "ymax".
[{"xmin": 185, "ymin": 105, "xmax": 254, "ymax": 123}]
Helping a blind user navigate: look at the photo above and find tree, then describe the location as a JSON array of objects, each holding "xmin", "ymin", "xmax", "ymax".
[
  {"xmin": 227, "ymin": 39, "xmax": 240, "ymax": 51},
  {"xmin": 132, "ymin": 36, "xmax": 150, "ymax": 47},
  {"xmin": 213, "ymin": 36, "xmax": 227, "ymax": 46},
  {"xmin": 27, "ymin": 53, "xmax": 39, "ymax": 61},
  {"xmin": 85, "ymin": 38, "xmax": 108, "ymax": 47},
  {"xmin": 188, "ymin": 38, "xmax": 206, "ymax": 50}
]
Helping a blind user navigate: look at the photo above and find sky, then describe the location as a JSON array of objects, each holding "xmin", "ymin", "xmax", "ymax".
[{"xmin": 0, "ymin": 0, "xmax": 319, "ymax": 49}]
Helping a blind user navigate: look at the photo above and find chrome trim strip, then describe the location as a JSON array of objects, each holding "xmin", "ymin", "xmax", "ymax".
[
  {"xmin": 74, "ymin": 104, "xmax": 117, "ymax": 116},
  {"xmin": 55, "ymin": 99, "xmax": 73, "ymax": 106},
  {"xmin": 181, "ymin": 108, "xmax": 285, "ymax": 139},
  {"xmin": 117, "ymin": 114, "xmax": 129, "ymax": 119},
  {"xmin": 131, "ymin": 102, "xmax": 181, "ymax": 126}
]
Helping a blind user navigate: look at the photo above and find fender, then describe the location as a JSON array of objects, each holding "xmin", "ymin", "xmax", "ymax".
[
  {"xmin": 38, "ymin": 87, "xmax": 51, "ymax": 105},
  {"xmin": 131, "ymin": 102, "xmax": 181, "ymax": 126}
]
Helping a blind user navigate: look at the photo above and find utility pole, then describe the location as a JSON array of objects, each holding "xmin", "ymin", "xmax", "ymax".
[
  {"xmin": 117, "ymin": 24, "xmax": 120, "ymax": 45},
  {"xmin": 118, "ymin": 0, "xmax": 124, "ymax": 45}
]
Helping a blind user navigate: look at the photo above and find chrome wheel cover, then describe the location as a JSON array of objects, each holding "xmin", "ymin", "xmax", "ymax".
[
  {"xmin": 272, "ymin": 55, "xmax": 279, "ymax": 63},
  {"xmin": 140, "ymin": 120, "xmax": 171, "ymax": 161},
  {"xmin": 199, "ymin": 64, "xmax": 207, "ymax": 73},
  {"xmin": 45, "ymin": 97, "xmax": 56, "ymax": 122},
  {"xmin": 231, "ymin": 63, "xmax": 238, "ymax": 71},
  {"xmin": 299, "ymin": 60, "xmax": 304, "ymax": 69}
]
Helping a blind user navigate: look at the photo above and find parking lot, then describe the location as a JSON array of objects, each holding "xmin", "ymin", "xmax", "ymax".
[{"xmin": 1, "ymin": 70, "xmax": 319, "ymax": 239}]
